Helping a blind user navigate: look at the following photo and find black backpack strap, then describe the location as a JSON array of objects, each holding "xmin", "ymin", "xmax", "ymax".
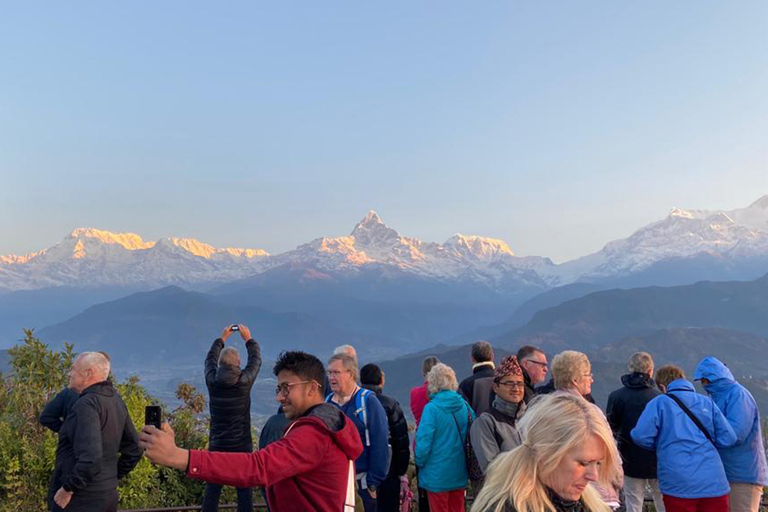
[{"xmin": 666, "ymin": 393, "xmax": 715, "ymax": 445}]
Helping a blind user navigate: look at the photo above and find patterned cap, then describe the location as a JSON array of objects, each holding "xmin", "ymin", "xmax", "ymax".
[{"xmin": 494, "ymin": 355, "xmax": 523, "ymax": 382}]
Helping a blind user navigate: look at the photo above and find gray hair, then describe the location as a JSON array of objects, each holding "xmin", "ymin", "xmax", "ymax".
[
  {"xmin": 77, "ymin": 352, "xmax": 110, "ymax": 380},
  {"xmin": 551, "ymin": 350, "xmax": 591, "ymax": 390},
  {"xmin": 328, "ymin": 353, "xmax": 358, "ymax": 381},
  {"xmin": 219, "ymin": 347, "xmax": 241, "ymax": 367},
  {"xmin": 628, "ymin": 352, "xmax": 654, "ymax": 374},
  {"xmin": 427, "ymin": 363, "xmax": 458, "ymax": 394},
  {"xmin": 333, "ymin": 344, "xmax": 358, "ymax": 365}
]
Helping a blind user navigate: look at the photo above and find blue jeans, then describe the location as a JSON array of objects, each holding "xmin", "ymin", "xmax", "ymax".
[{"xmin": 202, "ymin": 483, "xmax": 253, "ymax": 512}]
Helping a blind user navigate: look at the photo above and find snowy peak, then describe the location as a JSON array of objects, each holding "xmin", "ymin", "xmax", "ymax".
[
  {"xmin": 350, "ymin": 210, "xmax": 401, "ymax": 247},
  {"xmin": 444, "ymin": 234, "xmax": 515, "ymax": 260},
  {"xmin": 68, "ymin": 228, "xmax": 155, "ymax": 250},
  {"xmin": 749, "ymin": 195, "xmax": 768, "ymax": 210}
]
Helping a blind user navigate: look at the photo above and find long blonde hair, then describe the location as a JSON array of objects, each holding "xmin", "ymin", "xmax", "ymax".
[{"xmin": 471, "ymin": 394, "xmax": 621, "ymax": 512}]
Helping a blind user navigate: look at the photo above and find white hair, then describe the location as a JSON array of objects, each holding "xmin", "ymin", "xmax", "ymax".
[
  {"xmin": 333, "ymin": 344, "xmax": 358, "ymax": 365},
  {"xmin": 427, "ymin": 363, "xmax": 458, "ymax": 394},
  {"xmin": 77, "ymin": 352, "xmax": 110, "ymax": 380}
]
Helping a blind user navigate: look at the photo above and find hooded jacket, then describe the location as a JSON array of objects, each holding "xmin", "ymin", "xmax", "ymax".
[
  {"xmin": 694, "ymin": 356, "xmax": 768, "ymax": 486},
  {"xmin": 187, "ymin": 403, "xmax": 363, "ymax": 512},
  {"xmin": 415, "ymin": 389, "xmax": 474, "ymax": 492},
  {"xmin": 205, "ymin": 337, "xmax": 262, "ymax": 451},
  {"xmin": 631, "ymin": 378, "xmax": 737, "ymax": 499},
  {"xmin": 57, "ymin": 381, "xmax": 142, "ymax": 494},
  {"xmin": 606, "ymin": 372, "xmax": 661, "ymax": 479}
]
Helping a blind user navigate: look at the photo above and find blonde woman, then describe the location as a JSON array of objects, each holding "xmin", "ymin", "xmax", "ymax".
[{"xmin": 471, "ymin": 393, "xmax": 622, "ymax": 512}]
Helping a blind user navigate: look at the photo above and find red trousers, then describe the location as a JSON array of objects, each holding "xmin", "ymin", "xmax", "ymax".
[
  {"xmin": 662, "ymin": 494, "xmax": 729, "ymax": 512},
  {"xmin": 427, "ymin": 489, "xmax": 465, "ymax": 512}
]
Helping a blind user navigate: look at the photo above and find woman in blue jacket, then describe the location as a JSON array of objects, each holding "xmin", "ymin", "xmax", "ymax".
[
  {"xmin": 631, "ymin": 366, "xmax": 737, "ymax": 512},
  {"xmin": 415, "ymin": 363, "xmax": 474, "ymax": 512},
  {"xmin": 694, "ymin": 356, "xmax": 768, "ymax": 512}
]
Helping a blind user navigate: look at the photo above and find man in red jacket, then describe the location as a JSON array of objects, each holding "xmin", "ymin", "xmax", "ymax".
[{"xmin": 141, "ymin": 351, "xmax": 363, "ymax": 512}]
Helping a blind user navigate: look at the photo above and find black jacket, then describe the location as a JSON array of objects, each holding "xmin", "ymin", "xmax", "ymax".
[
  {"xmin": 362, "ymin": 385, "xmax": 411, "ymax": 478},
  {"xmin": 57, "ymin": 381, "xmax": 141, "ymax": 494},
  {"xmin": 205, "ymin": 338, "xmax": 262, "ymax": 451},
  {"xmin": 495, "ymin": 488, "xmax": 587, "ymax": 512},
  {"xmin": 459, "ymin": 363, "xmax": 496, "ymax": 413},
  {"xmin": 40, "ymin": 387, "xmax": 81, "ymax": 433},
  {"xmin": 522, "ymin": 369, "xmax": 536, "ymax": 404},
  {"xmin": 606, "ymin": 372, "xmax": 661, "ymax": 479}
]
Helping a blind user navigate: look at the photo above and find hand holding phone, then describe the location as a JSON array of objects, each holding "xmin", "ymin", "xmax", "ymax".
[{"xmin": 145, "ymin": 405, "xmax": 162, "ymax": 430}]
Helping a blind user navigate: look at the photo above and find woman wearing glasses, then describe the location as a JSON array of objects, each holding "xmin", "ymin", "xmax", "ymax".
[
  {"xmin": 470, "ymin": 356, "xmax": 527, "ymax": 474},
  {"xmin": 550, "ymin": 350, "xmax": 623, "ymax": 510}
]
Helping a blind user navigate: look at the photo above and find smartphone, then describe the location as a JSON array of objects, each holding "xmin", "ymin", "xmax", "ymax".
[
  {"xmin": 230, "ymin": 324, "xmax": 240, "ymax": 331},
  {"xmin": 145, "ymin": 405, "xmax": 162, "ymax": 429}
]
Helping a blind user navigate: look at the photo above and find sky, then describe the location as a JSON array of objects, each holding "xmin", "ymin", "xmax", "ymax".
[{"xmin": 1, "ymin": 2, "xmax": 767, "ymax": 263}]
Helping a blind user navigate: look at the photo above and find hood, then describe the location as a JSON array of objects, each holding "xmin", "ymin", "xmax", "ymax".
[
  {"xmin": 621, "ymin": 372, "xmax": 656, "ymax": 390},
  {"xmin": 215, "ymin": 365, "xmax": 241, "ymax": 386},
  {"xmin": 429, "ymin": 389, "xmax": 467, "ymax": 413},
  {"xmin": 694, "ymin": 356, "xmax": 736, "ymax": 395},
  {"xmin": 666, "ymin": 378, "xmax": 695, "ymax": 393},
  {"xmin": 297, "ymin": 403, "xmax": 363, "ymax": 460},
  {"xmin": 81, "ymin": 380, "xmax": 115, "ymax": 397}
]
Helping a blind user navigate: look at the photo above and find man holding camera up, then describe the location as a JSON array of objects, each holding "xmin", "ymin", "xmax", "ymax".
[{"xmin": 203, "ymin": 324, "xmax": 262, "ymax": 512}]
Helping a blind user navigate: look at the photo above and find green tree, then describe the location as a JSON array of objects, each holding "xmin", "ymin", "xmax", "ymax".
[{"xmin": 0, "ymin": 329, "xmax": 74, "ymax": 512}]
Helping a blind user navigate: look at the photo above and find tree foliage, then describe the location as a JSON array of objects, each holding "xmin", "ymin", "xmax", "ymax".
[{"xmin": 0, "ymin": 330, "xmax": 215, "ymax": 511}]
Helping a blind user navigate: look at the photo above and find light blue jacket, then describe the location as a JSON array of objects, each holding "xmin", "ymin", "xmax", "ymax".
[
  {"xmin": 631, "ymin": 379, "xmax": 737, "ymax": 499},
  {"xmin": 414, "ymin": 390, "xmax": 474, "ymax": 492},
  {"xmin": 694, "ymin": 356, "xmax": 768, "ymax": 486}
]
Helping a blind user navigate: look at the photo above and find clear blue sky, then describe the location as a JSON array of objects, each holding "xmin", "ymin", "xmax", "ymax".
[{"xmin": 2, "ymin": 2, "xmax": 767, "ymax": 262}]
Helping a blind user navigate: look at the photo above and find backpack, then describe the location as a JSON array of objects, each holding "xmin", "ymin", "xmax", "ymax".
[
  {"xmin": 327, "ymin": 388, "xmax": 374, "ymax": 446},
  {"xmin": 450, "ymin": 401, "xmax": 485, "ymax": 482}
]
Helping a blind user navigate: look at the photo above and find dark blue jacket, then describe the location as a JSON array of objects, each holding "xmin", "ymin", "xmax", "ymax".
[
  {"xmin": 694, "ymin": 357, "xmax": 768, "ymax": 486},
  {"xmin": 631, "ymin": 379, "xmax": 737, "ymax": 499},
  {"xmin": 328, "ymin": 387, "xmax": 389, "ymax": 488}
]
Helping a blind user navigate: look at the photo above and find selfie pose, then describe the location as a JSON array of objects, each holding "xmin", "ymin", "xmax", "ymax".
[{"xmin": 141, "ymin": 351, "xmax": 364, "ymax": 512}]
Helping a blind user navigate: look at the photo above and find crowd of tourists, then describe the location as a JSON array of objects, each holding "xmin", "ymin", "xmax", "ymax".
[{"xmin": 41, "ymin": 325, "xmax": 768, "ymax": 512}]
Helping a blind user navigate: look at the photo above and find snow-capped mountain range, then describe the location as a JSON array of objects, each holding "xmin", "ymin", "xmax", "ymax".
[{"xmin": 3, "ymin": 196, "xmax": 768, "ymax": 293}]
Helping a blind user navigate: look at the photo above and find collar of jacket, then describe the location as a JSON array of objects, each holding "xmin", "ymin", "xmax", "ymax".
[
  {"xmin": 81, "ymin": 380, "xmax": 114, "ymax": 397},
  {"xmin": 473, "ymin": 361, "xmax": 495, "ymax": 372},
  {"xmin": 361, "ymin": 384, "xmax": 383, "ymax": 396},
  {"xmin": 621, "ymin": 372, "xmax": 656, "ymax": 389}
]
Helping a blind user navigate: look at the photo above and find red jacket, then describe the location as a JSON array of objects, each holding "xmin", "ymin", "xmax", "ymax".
[
  {"xmin": 187, "ymin": 403, "xmax": 363, "ymax": 512},
  {"xmin": 410, "ymin": 382, "xmax": 429, "ymax": 426}
]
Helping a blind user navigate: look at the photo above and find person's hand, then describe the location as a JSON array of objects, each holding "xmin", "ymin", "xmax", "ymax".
[
  {"xmin": 221, "ymin": 326, "xmax": 233, "ymax": 342},
  {"xmin": 368, "ymin": 488, "xmax": 377, "ymax": 499},
  {"xmin": 139, "ymin": 422, "xmax": 189, "ymax": 471},
  {"xmin": 54, "ymin": 487, "xmax": 73, "ymax": 508},
  {"xmin": 238, "ymin": 324, "xmax": 252, "ymax": 342}
]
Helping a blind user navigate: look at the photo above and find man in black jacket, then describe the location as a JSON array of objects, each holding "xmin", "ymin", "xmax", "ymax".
[
  {"xmin": 360, "ymin": 363, "xmax": 411, "ymax": 512},
  {"xmin": 606, "ymin": 352, "xmax": 664, "ymax": 512},
  {"xmin": 52, "ymin": 352, "xmax": 141, "ymax": 511},
  {"xmin": 203, "ymin": 324, "xmax": 262, "ymax": 512},
  {"xmin": 458, "ymin": 341, "xmax": 496, "ymax": 414},
  {"xmin": 516, "ymin": 345, "xmax": 548, "ymax": 404}
]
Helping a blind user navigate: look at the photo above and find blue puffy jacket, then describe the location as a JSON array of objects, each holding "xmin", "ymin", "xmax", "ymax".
[
  {"xmin": 631, "ymin": 378, "xmax": 737, "ymax": 499},
  {"xmin": 694, "ymin": 356, "xmax": 768, "ymax": 486},
  {"xmin": 415, "ymin": 390, "xmax": 474, "ymax": 492}
]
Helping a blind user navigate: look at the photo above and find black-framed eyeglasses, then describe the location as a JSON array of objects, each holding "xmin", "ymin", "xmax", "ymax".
[
  {"xmin": 525, "ymin": 359, "xmax": 548, "ymax": 368},
  {"xmin": 275, "ymin": 381, "xmax": 312, "ymax": 397},
  {"xmin": 497, "ymin": 381, "xmax": 526, "ymax": 390}
]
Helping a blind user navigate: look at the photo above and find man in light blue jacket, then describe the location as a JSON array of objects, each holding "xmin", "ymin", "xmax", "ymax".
[
  {"xmin": 631, "ymin": 366, "xmax": 737, "ymax": 511},
  {"xmin": 694, "ymin": 356, "xmax": 768, "ymax": 512}
]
